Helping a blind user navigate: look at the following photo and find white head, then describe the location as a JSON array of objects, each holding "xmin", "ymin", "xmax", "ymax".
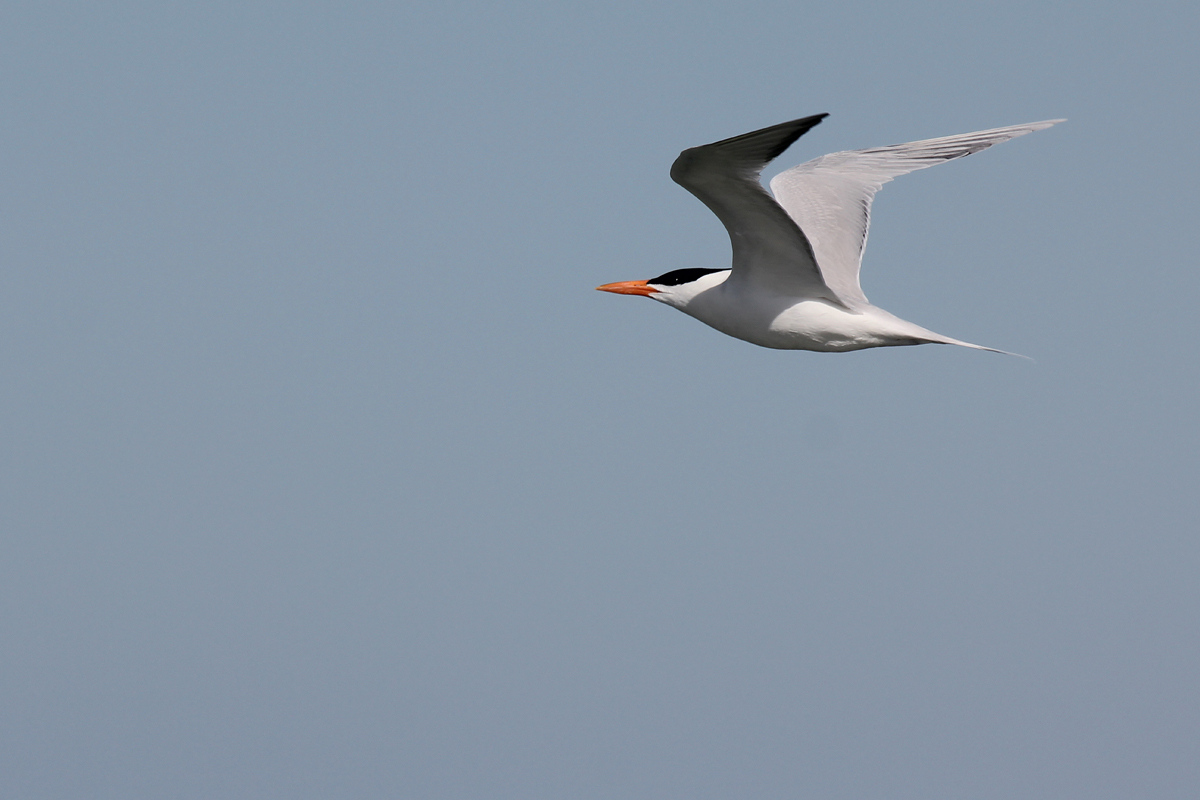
[{"xmin": 596, "ymin": 268, "xmax": 729, "ymax": 309}]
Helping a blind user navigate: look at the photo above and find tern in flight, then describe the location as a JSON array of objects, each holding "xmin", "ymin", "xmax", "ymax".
[{"xmin": 597, "ymin": 114, "xmax": 1062, "ymax": 354}]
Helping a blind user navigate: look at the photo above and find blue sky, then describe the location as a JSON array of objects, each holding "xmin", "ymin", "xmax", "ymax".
[{"xmin": 1, "ymin": 2, "xmax": 1198, "ymax": 798}]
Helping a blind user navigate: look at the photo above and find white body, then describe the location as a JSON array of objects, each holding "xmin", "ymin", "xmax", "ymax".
[{"xmin": 656, "ymin": 268, "xmax": 982, "ymax": 352}]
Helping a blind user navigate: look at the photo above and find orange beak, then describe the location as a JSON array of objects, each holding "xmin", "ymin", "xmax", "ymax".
[{"xmin": 595, "ymin": 280, "xmax": 659, "ymax": 297}]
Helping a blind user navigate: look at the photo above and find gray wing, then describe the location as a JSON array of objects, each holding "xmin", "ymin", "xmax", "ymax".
[
  {"xmin": 768, "ymin": 119, "xmax": 1065, "ymax": 306},
  {"xmin": 670, "ymin": 115, "xmax": 844, "ymax": 304}
]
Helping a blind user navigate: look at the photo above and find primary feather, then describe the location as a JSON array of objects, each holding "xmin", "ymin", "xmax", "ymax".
[{"xmin": 769, "ymin": 120, "xmax": 1064, "ymax": 306}]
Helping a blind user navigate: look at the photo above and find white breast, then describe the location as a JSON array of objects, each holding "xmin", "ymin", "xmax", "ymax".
[{"xmin": 680, "ymin": 281, "xmax": 940, "ymax": 352}]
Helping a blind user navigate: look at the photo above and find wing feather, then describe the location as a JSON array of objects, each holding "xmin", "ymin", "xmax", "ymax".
[
  {"xmin": 670, "ymin": 115, "xmax": 843, "ymax": 303},
  {"xmin": 768, "ymin": 120, "xmax": 1065, "ymax": 306}
]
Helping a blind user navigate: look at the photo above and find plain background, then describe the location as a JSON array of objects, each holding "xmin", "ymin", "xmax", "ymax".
[{"xmin": 2, "ymin": 1, "xmax": 1198, "ymax": 798}]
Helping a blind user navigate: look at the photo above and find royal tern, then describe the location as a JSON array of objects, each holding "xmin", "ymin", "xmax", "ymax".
[{"xmin": 597, "ymin": 114, "xmax": 1062, "ymax": 354}]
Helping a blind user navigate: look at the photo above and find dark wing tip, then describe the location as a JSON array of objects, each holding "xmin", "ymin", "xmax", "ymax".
[
  {"xmin": 709, "ymin": 113, "xmax": 829, "ymax": 160},
  {"xmin": 747, "ymin": 113, "xmax": 829, "ymax": 163},
  {"xmin": 671, "ymin": 113, "xmax": 829, "ymax": 185}
]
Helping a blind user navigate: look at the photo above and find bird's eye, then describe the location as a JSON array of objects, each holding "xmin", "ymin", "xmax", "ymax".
[{"xmin": 648, "ymin": 268, "xmax": 727, "ymax": 286}]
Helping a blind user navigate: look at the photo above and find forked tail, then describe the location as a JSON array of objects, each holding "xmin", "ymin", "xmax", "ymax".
[{"xmin": 934, "ymin": 335, "xmax": 1030, "ymax": 360}]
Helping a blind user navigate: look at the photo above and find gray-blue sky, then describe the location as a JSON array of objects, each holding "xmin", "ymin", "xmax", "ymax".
[{"xmin": 1, "ymin": 1, "xmax": 1197, "ymax": 798}]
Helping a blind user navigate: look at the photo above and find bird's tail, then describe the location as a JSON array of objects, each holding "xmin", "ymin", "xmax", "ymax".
[{"xmin": 931, "ymin": 335, "xmax": 1030, "ymax": 360}]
